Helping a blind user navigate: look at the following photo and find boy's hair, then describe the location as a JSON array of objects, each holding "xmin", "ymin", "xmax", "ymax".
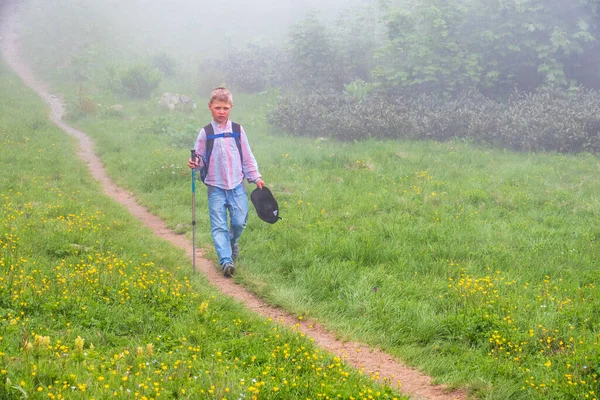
[{"xmin": 209, "ymin": 87, "xmax": 233, "ymax": 105}]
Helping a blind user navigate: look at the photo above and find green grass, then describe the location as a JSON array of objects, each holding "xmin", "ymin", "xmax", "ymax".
[
  {"xmin": 62, "ymin": 90, "xmax": 600, "ymax": 399},
  {"xmin": 12, "ymin": 5, "xmax": 600, "ymax": 397},
  {"xmin": 0, "ymin": 61, "xmax": 406, "ymax": 399}
]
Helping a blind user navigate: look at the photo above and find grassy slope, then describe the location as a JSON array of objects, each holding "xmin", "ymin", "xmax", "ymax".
[
  {"xmin": 12, "ymin": 2, "xmax": 600, "ymax": 397},
  {"xmin": 67, "ymin": 91, "xmax": 600, "ymax": 399},
  {"xmin": 0, "ymin": 61, "xmax": 404, "ymax": 399}
]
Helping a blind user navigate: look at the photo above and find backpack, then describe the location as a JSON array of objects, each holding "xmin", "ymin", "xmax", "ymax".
[{"xmin": 199, "ymin": 122, "xmax": 243, "ymax": 183}]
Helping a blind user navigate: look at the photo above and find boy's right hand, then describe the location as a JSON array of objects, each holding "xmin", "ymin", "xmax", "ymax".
[{"xmin": 188, "ymin": 157, "xmax": 199, "ymax": 169}]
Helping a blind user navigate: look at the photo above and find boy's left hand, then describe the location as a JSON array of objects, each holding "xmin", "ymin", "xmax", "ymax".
[{"xmin": 255, "ymin": 179, "xmax": 265, "ymax": 189}]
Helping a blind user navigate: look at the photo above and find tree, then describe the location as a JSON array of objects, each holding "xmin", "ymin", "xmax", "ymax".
[
  {"xmin": 374, "ymin": 0, "xmax": 480, "ymax": 95},
  {"xmin": 374, "ymin": 0, "xmax": 600, "ymax": 96},
  {"xmin": 287, "ymin": 12, "xmax": 340, "ymax": 91}
]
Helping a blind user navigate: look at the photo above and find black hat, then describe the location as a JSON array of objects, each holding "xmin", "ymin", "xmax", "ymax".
[{"xmin": 251, "ymin": 186, "xmax": 281, "ymax": 224}]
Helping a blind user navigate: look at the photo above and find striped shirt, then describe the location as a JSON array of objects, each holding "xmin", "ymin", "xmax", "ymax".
[{"xmin": 194, "ymin": 120, "xmax": 262, "ymax": 190}]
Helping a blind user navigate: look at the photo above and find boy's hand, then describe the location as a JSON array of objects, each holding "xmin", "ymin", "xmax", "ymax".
[
  {"xmin": 255, "ymin": 179, "xmax": 265, "ymax": 189},
  {"xmin": 188, "ymin": 157, "xmax": 199, "ymax": 169}
]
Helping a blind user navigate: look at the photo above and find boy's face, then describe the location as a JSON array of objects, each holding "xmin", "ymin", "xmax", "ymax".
[{"xmin": 208, "ymin": 100, "xmax": 232, "ymax": 125}]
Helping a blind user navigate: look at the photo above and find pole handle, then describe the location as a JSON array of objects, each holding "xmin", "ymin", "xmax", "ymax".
[{"xmin": 190, "ymin": 149, "xmax": 197, "ymax": 192}]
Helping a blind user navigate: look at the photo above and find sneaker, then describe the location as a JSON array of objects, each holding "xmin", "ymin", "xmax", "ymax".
[
  {"xmin": 231, "ymin": 242, "xmax": 239, "ymax": 261},
  {"xmin": 222, "ymin": 262, "xmax": 235, "ymax": 278}
]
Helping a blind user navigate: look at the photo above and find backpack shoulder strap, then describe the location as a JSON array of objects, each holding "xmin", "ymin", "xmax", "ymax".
[
  {"xmin": 231, "ymin": 122, "xmax": 243, "ymax": 165},
  {"xmin": 204, "ymin": 123, "xmax": 215, "ymax": 135},
  {"xmin": 203, "ymin": 123, "xmax": 215, "ymax": 154},
  {"xmin": 200, "ymin": 123, "xmax": 215, "ymax": 183}
]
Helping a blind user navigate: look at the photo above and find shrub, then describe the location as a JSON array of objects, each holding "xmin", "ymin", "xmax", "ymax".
[
  {"xmin": 151, "ymin": 52, "xmax": 177, "ymax": 77},
  {"xmin": 269, "ymin": 89, "xmax": 413, "ymax": 141},
  {"xmin": 102, "ymin": 105, "xmax": 125, "ymax": 119},
  {"xmin": 64, "ymin": 88, "xmax": 97, "ymax": 120},
  {"xmin": 497, "ymin": 88, "xmax": 600, "ymax": 152},
  {"xmin": 269, "ymin": 87, "xmax": 600, "ymax": 153},
  {"xmin": 120, "ymin": 64, "xmax": 162, "ymax": 99},
  {"xmin": 344, "ymin": 79, "xmax": 374, "ymax": 102}
]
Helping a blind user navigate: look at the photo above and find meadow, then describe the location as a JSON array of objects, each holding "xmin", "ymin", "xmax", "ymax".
[
  {"xmin": 8, "ymin": 2, "xmax": 600, "ymax": 396},
  {"xmin": 60, "ymin": 88, "xmax": 600, "ymax": 400},
  {"xmin": 0, "ymin": 61, "xmax": 406, "ymax": 399}
]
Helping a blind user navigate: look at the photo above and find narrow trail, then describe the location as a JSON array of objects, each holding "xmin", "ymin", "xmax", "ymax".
[{"xmin": 1, "ymin": 5, "xmax": 467, "ymax": 400}]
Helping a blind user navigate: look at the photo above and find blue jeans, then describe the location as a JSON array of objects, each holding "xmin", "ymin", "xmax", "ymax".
[{"xmin": 207, "ymin": 183, "xmax": 248, "ymax": 266}]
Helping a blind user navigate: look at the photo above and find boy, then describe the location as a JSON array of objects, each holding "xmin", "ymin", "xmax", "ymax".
[{"xmin": 188, "ymin": 87, "xmax": 264, "ymax": 277}]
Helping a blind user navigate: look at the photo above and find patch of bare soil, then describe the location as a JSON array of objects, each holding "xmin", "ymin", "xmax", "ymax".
[{"xmin": 1, "ymin": 5, "xmax": 467, "ymax": 399}]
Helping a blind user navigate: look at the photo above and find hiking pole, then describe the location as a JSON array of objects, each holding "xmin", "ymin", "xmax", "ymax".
[{"xmin": 190, "ymin": 149, "xmax": 197, "ymax": 272}]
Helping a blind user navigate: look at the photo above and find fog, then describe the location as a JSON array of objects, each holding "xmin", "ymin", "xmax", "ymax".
[
  {"xmin": 120, "ymin": 0, "xmax": 369, "ymax": 58},
  {"xmin": 6, "ymin": 0, "xmax": 600, "ymax": 153},
  {"xmin": 22, "ymin": 0, "xmax": 369, "ymax": 61},
  {"xmin": 116, "ymin": 0, "xmax": 367, "ymax": 48}
]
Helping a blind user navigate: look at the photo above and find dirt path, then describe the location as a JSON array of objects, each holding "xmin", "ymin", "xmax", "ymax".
[{"xmin": 1, "ymin": 5, "xmax": 467, "ymax": 400}]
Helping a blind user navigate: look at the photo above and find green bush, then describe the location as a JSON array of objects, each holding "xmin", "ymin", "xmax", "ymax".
[
  {"xmin": 268, "ymin": 89, "xmax": 494, "ymax": 142},
  {"xmin": 344, "ymin": 79, "xmax": 374, "ymax": 102},
  {"xmin": 64, "ymin": 89, "xmax": 98, "ymax": 120},
  {"xmin": 120, "ymin": 64, "xmax": 162, "ymax": 99},
  {"xmin": 269, "ymin": 88, "xmax": 600, "ymax": 153},
  {"xmin": 150, "ymin": 51, "xmax": 177, "ymax": 77},
  {"xmin": 497, "ymin": 88, "xmax": 600, "ymax": 152}
]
